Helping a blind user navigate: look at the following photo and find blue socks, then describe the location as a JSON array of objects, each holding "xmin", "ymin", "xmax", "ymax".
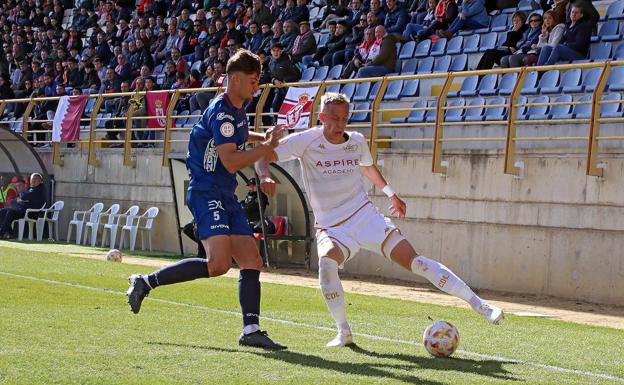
[
  {"xmin": 146, "ymin": 258, "xmax": 209, "ymax": 288},
  {"xmin": 239, "ymin": 269, "xmax": 261, "ymax": 330}
]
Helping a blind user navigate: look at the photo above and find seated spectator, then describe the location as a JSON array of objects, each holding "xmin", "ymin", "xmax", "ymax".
[
  {"xmin": 566, "ymin": 0, "xmax": 598, "ymax": 33},
  {"xmin": 322, "ymin": 21, "xmax": 349, "ymax": 66},
  {"xmin": 550, "ymin": 0, "xmax": 568, "ymax": 26},
  {"xmin": 523, "ymin": 10, "xmax": 564, "ymax": 66},
  {"xmin": 162, "ymin": 61, "xmax": 179, "ymax": 89},
  {"xmin": 537, "ymin": 4, "xmax": 590, "ymax": 65},
  {"xmin": 252, "ymin": 0, "xmax": 275, "ymax": 27},
  {"xmin": 355, "ymin": 25, "xmax": 398, "ymax": 78},
  {"xmin": 245, "ymin": 22, "xmax": 263, "ymax": 52},
  {"xmin": 303, "ymin": 20, "xmax": 338, "ymax": 67},
  {"xmin": 105, "ymin": 81, "xmax": 132, "ymax": 147},
  {"xmin": 413, "ymin": 0, "xmax": 457, "ymax": 41},
  {"xmin": 403, "ymin": 0, "xmax": 438, "ymax": 41},
  {"xmin": 293, "ymin": 0, "xmax": 310, "ymax": 23},
  {"xmin": 280, "ymin": 20, "xmax": 299, "ymax": 53},
  {"xmin": 320, "ymin": 0, "xmax": 349, "ymax": 29},
  {"xmin": 370, "ymin": 0, "xmax": 388, "ymax": 27},
  {"xmin": 171, "ymin": 47, "xmax": 188, "ymax": 75},
  {"xmin": 476, "ymin": 11, "xmax": 527, "ymax": 70},
  {"xmin": 407, "ymin": 0, "xmax": 430, "ymax": 25},
  {"xmin": 384, "ymin": 0, "xmax": 409, "ymax": 35},
  {"xmin": 258, "ymin": 23, "xmax": 275, "ymax": 53},
  {"xmin": 0, "ymin": 173, "xmax": 46, "ymax": 239},
  {"xmin": 341, "ymin": 27, "xmax": 377, "ymax": 78},
  {"xmin": 437, "ymin": 0, "xmax": 489, "ymax": 38},
  {"xmin": 500, "ymin": 13, "xmax": 542, "ymax": 67},
  {"xmin": 269, "ymin": 42, "xmax": 301, "ymax": 118},
  {"xmin": 291, "ymin": 20, "xmax": 316, "ymax": 63}
]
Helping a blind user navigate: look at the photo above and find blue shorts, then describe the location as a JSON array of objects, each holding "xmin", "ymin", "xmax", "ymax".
[{"xmin": 187, "ymin": 189, "xmax": 253, "ymax": 240}]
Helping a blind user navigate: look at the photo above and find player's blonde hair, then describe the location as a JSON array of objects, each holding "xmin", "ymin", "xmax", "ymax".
[{"xmin": 320, "ymin": 92, "xmax": 350, "ymax": 112}]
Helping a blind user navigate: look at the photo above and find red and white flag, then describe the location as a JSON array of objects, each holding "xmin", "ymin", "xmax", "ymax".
[
  {"xmin": 277, "ymin": 86, "xmax": 319, "ymax": 130},
  {"xmin": 146, "ymin": 91, "xmax": 175, "ymax": 129},
  {"xmin": 51, "ymin": 95, "xmax": 89, "ymax": 142}
]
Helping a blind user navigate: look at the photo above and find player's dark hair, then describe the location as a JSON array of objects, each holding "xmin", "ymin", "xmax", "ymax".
[{"xmin": 226, "ymin": 49, "xmax": 261, "ymax": 78}]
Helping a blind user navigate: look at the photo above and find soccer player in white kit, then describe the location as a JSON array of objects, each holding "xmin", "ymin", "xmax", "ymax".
[{"xmin": 257, "ymin": 92, "xmax": 503, "ymax": 347}]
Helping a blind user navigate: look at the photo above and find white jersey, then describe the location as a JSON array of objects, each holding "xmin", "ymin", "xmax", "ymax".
[{"xmin": 274, "ymin": 127, "xmax": 374, "ymax": 227}]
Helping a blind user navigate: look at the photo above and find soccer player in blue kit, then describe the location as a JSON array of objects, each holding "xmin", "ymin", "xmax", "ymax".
[{"xmin": 126, "ymin": 50, "xmax": 287, "ymax": 350}]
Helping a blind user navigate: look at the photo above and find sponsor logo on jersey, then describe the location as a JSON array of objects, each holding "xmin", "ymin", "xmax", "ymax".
[
  {"xmin": 207, "ymin": 200, "xmax": 225, "ymax": 211},
  {"xmin": 315, "ymin": 159, "xmax": 359, "ymax": 168},
  {"xmin": 203, "ymin": 138, "xmax": 217, "ymax": 172},
  {"xmin": 210, "ymin": 224, "xmax": 230, "ymax": 229},
  {"xmin": 220, "ymin": 122, "xmax": 235, "ymax": 137},
  {"xmin": 318, "ymin": 143, "xmax": 325, "ymax": 149},
  {"xmin": 237, "ymin": 121, "xmax": 245, "ymax": 128},
  {"xmin": 343, "ymin": 144, "xmax": 358, "ymax": 152},
  {"xmin": 217, "ymin": 112, "xmax": 234, "ymax": 121}
]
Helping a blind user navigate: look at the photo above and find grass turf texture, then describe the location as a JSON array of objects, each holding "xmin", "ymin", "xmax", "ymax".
[{"xmin": 0, "ymin": 242, "xmax": 623, "ymax": 384}]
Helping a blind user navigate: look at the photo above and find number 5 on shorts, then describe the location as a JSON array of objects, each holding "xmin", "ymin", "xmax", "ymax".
[{"xmin": 213, "ymin": 211, "xmax": 220, "ymax": 221}]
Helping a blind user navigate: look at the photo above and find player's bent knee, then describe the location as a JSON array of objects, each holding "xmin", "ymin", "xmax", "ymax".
[
  {"xmin": 207, "ymin": 261, "xmax": 231, "ymax": 277},
  {"xmin": 237, "ymin": 253, "xmax": 263, "ymax": 270}
]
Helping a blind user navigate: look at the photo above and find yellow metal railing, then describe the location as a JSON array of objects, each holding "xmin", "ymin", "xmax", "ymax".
[{"xmin": 1, "ymin": 60, "xmax": 623, "ymax": 176}]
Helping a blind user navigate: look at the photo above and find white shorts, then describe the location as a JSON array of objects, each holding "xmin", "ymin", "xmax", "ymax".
[{"xmin": 316, "ymin": 202, "xmax": 403, "ymax": 267}]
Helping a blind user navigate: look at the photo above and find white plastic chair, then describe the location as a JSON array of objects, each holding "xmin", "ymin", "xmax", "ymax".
[
  {"xmin": 12, "ymin": 203, "xmax": 46, "ymax": 241},
  {"xmin": 41, "ymin": 201, "xmax": 65, "ymax": 241},
  {"xmin": 83, "ymin": 204, "xmax": 119, "ymax": 247},
  {"xmin": 119, "ymin": 207, "xmax": 159, "ymax": 251},
  {"xmin": 101, "ymin": 205, "xmax": 139, "ymax": 249},
  {"xmin": 66, "ymin": 203, "xmax": 104, "ymax": 244}
]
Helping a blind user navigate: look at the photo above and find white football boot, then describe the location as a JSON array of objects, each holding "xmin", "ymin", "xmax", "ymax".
[
  {"xmin": 476, "ymin": 302, "xmax": 504, "ymax": 324},
  {"xmin": 326, "ymin": 331, "xmax": 354, "ymax": 347}
]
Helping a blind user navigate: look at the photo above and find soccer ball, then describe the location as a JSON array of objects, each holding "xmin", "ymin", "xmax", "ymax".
[
  {"xmin": 106, "ymin": 249, "xmax": 123, "ymax": 262},
  {"xmin": 423, "ymin": 320, "xmax": 460, "ymax": 357}
]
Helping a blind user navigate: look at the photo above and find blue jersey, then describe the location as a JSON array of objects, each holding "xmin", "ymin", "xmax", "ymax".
[{"xmin": 186, "ymin": 93, "xmax": 249, "ymax": 194}]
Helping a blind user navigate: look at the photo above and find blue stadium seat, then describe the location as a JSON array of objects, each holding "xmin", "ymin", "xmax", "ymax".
[
  {"xmin": 532, "ymin": 70, "xmax": 560, "ymax": 94},
  {"xmin": 191, "ymin": 60, "xmax": 202, "ymax": 72},
  {"xmin": 341, "ymin": 82, "xmax": 356, "ymax": 100},
  {"xmin": 474, "ymin": 18, "xmax": 491, "ymax": 34},
  {"xmin": 425, "ymin": 100, "xmax": 438, "ymax": 122},
  {"xmin": 572, "ymin": 95, "xmax": 593, "ymax": 118},
  {"xmin": 326, "ymin": 83, "xmax": 341, "ymax": 93},
  {"xmin": 400, "ymin": 79, "xmax": 420, "ymax": 97},
  {"xmin": 477, "ymin": 74, "xmax": 498, "ymax": 96},
  {"xmin": 444, "ymin": 98, "xmax": 466, "ymax": 122},
  {"xmin": 430, "ymin": 38, "xmax": 447, "ymax": 56},
  {"xmin": 326, "ymin": 65, "xmax": 343, "ymax": 80},
  {"xmin": 451, "ymin": 75, "xmax": 479, "ymax": 97},
  {"xmin": 604, "ymin": 0, "xmax": 624, "ymax": 20},
  {"xmin": 516, "ymin": 95, "xmax": 529, "ymax": 116},
  {"xmin": 399, "ymin": 41, "xmax": 416, "ymax": 59},
  {"xmin": 312, "ymin": 65, "xmax": 329, "ymax": 81},
  {"xmin": 318, "ymin": 33, "xmax": 330, "ymax": 47},
  {"xmin": 368, "ymin": 82, "xmax": 381, "ymax": 100},
  {"xmin": 384, "ymin": 80, "xmax": 403, "ymax": 100},
  {"xmin": 518, "ymin": 0, "xmax": 534, "ymax": 11},
  {"xmin": 479, "ymin": 32, "xmax": 498, "ymax": 52},
  {"xmin": 523, "ymin": 96, "xmax": 550, "ymax": 120},
  {"xmin": 352, "ymin": 82, "xmax": 372, "ymax": 101},
  {"xmin": 300, "ymin": 67, "xmax": 315, "ymax": 82},
  {"xmin": 401, "ymin": 58, "xmax": 418, "ymax": 74},
  {"xmin": 607, "ymin": 66, "xmax": 624, "ymax": 91},
  {"xmin": 449, "ymin": 54, "xmax": 468, "ymax": 72},
  {"xmin": 496, "ymin": 31, "xmax": 508, "ymax": 46},
  {"xmin": 402, "ymin": 100, "xmax": 428, "ymax": 123},
  {"xmin": 564, "ymin": 67, "xmax": 601, "ymax": 93},
  {"xmin": 350, "ymin": 102, "xmax": 370, "ymax": 122},
  {"xmin": 416, "ymin": 56, "xmax": 434, "ymax": 73},
  {"xmin": 463, "ymin": 34, "xmax": 480, "ymax": 53},
  {"xmin": 446, "ymin": 36, "xmax": 463, "ymax": 55},
  {"xmin": 601, "ymin": 93, "xmax": 623, "ymax": 118},
  {"xmin": 433, "ymin": 55, "xmax": 451, "ymax": 73},
  {"xmin": 413, "ymin": 39, "xmax": 431, "ymax": 58},
  {"xmin": 520, "ymin": 71, "xmax": 539, "ymax": 94},
  {"xmin": 390, "ymin": 100, "xmax": 427, "ymax": 123},
  {"xmin": 175, "ymin": 110, "xmax": 189, "ymax": 127},
  {"xmin": 491, "ymin": 14, "xmax": 510, "ymax": 32},
  {"xmin": 497, "ymin": 72, "xmax": 518, "ymax": 96},
  {"xmin": 589, "ymin": 42, "xmax": 612, "ymax": 62},
  {"xmin": 548, "ymin": 95, "xmax": 573, "ymax": 119},
  {"xmin": 592, "ymin": 20, "xmax": 621, "ymax": 42},
  {"xmin": 614, "ymin": 44, "xmax": 624, "ymax": 59},
  {"xmin": 464, "ymin": 97, "xmax": 486, "ymax": 121},
  {"xmin": 186, "ymin": 109, "xmax": 202, "ymax": 127},
  {"xmin": 544, "ymin": 68, "xmax": 580, "ymax": 93}
]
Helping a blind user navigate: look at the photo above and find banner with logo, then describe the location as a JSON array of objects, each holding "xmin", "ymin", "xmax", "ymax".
[
  {"xmin": 146, "ymin": 91, "xmax": 175, "ymax": 129},
  {"xmin": 277, "ymin": 86, "xmax": 319, "ymax": 130},
  {"xmin": 52, "ymin": 95, "xmax": 89, "ymax": 142}
]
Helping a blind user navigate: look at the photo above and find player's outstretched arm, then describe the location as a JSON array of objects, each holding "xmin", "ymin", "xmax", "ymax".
[
  {"xmin": 217, "ymin": 125, "xmax": 285, "ymax": 174},
  {"xmin": 360, "ymin": 165, "xmax": 406, "ymax": 218},
  {"xmin": 255, "ymin": 148, "xmax": 279, "ymax": 196}
]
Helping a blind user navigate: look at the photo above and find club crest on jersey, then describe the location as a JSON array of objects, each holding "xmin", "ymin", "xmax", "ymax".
[
  {"xmin": 220, "ymin": 122, "xmax": 235, "ymax": 137},
  {"xmin": 343, "ymin": 144, "xmax": 358, "ymax": 152},
  {"xmin": 318, "ymin": 143, "xmax": 326, "ymax": 149},
  {"xmin": 217, "ymin": 112, "xmax": 234, "ymax": 121}
]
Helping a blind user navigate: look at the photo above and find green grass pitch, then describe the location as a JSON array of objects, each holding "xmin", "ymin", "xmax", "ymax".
[{"xmin": 0, "ymin": 242, "xmax": 623, "ymax": 384}]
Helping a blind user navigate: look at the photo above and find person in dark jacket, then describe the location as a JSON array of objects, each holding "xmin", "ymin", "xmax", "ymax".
[
  {"xmin": 0, "ymin": 173, "xmax": 47, "ymax": 238},
  {"xmin": 269, "ymin": 42, "xmax": 301, "ymax": 119},
  {"xmin": 414, "ymin": 0, "xmax": 457, "ymax": 40},
  {"xmin": 356, "ymin": 25, "xmax": 398, "ymax": 78},
  {"xmin": 291, "ymin": 20, "xmax": 317, "ymax": 63},
  {"xmin": 537, "ymin": 4, "xmax": 590, "ymax": 65},
  {"xmin": 245, "ymin": 22, "xmax": 264, "ymax": 52},
  {"xmin": 500, "ymin": 12, "xmax": 542, "ymax": 67},
  {"xmin": 336, "ymin": 14, "xmax": 367, "ymax": 65},
  {"xmin": 384, "ymin": 0, "xmax": 409, "ymax": 34},
  {"xmin": 322, "ymin": 20, "xmax": 348, "ymax": 66},
  {"xmin": 476, "ymin": 11, "xmax": 527, "ymax": 70}
]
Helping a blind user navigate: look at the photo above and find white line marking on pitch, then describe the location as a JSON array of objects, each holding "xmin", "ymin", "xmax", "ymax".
[{"xmin": 1, "ymin": 271, "xmax": 622, "ymax": 383}]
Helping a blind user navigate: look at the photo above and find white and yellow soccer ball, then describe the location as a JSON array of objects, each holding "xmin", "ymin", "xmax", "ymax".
[
  {"xmin": 106, "ymin": 249, "xmax": 123, "ymax": 262},
  {"xmin": 423, "ymin": 320, "xmax": 460, "ymax": 357}
]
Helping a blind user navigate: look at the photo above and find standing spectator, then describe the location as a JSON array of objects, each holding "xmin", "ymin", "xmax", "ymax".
[
  {"xmin": 355, "ymin": 25, "xmax": 398, "ymax": 78},
  {"xmin": 105, "ymin": 80, "xmax": 131, "ymax": 147},
  {"xmin": 537, "ymin": 4, "xmax": 590, "ymax": 65}
]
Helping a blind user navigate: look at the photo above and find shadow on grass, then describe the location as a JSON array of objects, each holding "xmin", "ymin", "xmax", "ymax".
[
  {"xmin": 348, "ymin": 344, "xmax": 518, "ymax": 381},
  {"xmin": 149, "ymin": 341, "xmax": 519, "ymax": 384}
]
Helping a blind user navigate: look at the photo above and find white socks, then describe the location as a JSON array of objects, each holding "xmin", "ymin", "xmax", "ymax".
[
  {"xmin": 410, "ymin": 255, "xmax": 483, "ymax": 310},
  {"xmin": 318, "ymin": 258, "xmax": 351, "ymax": 334}
]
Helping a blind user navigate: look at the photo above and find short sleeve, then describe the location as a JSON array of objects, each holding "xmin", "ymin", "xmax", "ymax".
[
  {"xmin": 274, "ymin": 129, "xmax": 311, "ymax": 161},
  {"xmin": 210, "ymin": 108, "xmax": 238, "ymax": 146},
  {"xmin": 357, "ymin": 133, "xmax": 374, "ymax": 166}
]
